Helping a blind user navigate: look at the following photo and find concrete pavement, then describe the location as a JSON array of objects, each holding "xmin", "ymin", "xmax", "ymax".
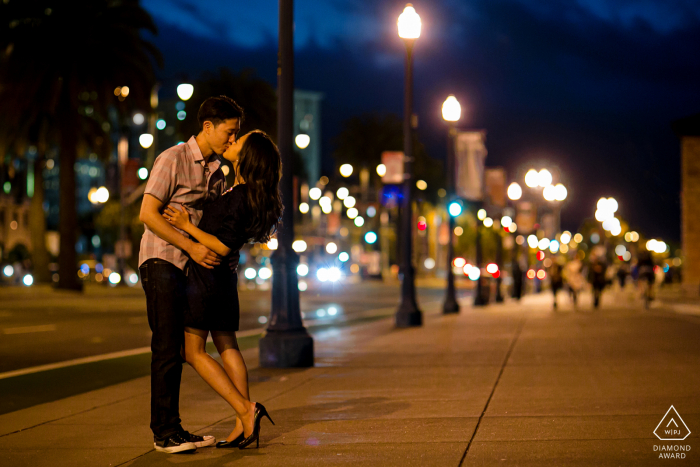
[{"xmin": 1, "ymin": 291, "xmax": 699, "ymax": 466}]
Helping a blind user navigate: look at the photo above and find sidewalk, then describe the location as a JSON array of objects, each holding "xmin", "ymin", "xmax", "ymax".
[{"xmin": 1, "ymin": 293, "xmax": 699, "ymax": 466}]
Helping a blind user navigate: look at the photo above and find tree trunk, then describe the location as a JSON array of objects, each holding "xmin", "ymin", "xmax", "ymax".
[
  {"xmin": 57, "ymin": 110, "xmax": 82, "ymax": 291},
  {"xmin": 29, "ymin": 156, "xmax": 52, "ymax": 283}
]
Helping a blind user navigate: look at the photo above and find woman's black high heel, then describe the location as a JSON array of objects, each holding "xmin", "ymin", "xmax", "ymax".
[
  {"xmin": 215, "ymin": 432, "xmax": 244, "ymax": 449},
  {"xmin": 238, "ymin": 403, "xmax": 274, "ymax": 449}
]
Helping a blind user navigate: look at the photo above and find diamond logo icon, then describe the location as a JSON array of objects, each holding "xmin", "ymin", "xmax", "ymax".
[{"xmin": 654, "ymin": 406, "xmax": 691, "ymax": 441}]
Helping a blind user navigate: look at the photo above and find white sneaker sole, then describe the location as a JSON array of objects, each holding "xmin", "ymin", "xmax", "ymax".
[
  {"xmin": 194, "ymin": 436, "xmax": 216, "ymax": 448},
  {"xmin": 154, "ymin": 441, "xmax": 197, "ymax": 453}
]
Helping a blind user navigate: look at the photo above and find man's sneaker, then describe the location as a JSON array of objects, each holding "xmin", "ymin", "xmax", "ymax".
[
  {"xmin": 182, "ymin": 431, "xmax": 216, "ymax": 448},
  {"xmin": 154, "ymin": 433, "xmax": 197, "ymax": 454}
]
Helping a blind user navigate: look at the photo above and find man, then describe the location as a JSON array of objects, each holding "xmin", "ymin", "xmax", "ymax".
[{"xmin": 138, "ymin": 96, "xmax": 242, "ymax": 453}]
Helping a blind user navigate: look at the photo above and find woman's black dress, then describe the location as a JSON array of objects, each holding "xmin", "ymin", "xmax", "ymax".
[{"xmin": 185, "ymin": 184, "xmax": 250, "ymax": 331}]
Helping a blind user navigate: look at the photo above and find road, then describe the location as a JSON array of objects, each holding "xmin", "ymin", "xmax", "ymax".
[{"xmin": 0, "ymin": 280, "xmax": 469, "ymax": 374}]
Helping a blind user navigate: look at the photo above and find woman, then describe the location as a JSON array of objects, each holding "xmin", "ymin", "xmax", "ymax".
[{"xmin": 163, "ymin": 130, "xmax": 281, "ymax": 449}]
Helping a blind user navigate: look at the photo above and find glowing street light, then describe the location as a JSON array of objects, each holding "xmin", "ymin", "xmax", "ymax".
[
  {"xmin": 507, "ymin": 182, "xmax": 522, "ymax": 200},
  {"xmin": 177, "ymin": 83, "xmax": 194, "ymax": 101},
  {"xmin": 441, "ymin": 95, "xmax": 461, "ymax": 122},
  {"xmin": 537, "ymin": 169, "xmax": 552, "ymax": 187},
  {"xmin": 139, "ymin": 133, "xmax": 154, "ymax": 149},
  {"xmin": 554, "ymin": 183, "xmax": 567, "ymax": 201},
  {"xmin": 376, "ymin": 164, "xmax": 387, "ymax": 176},
  {"xmin": 339, "ymin": 164, "xmax": 353, "ymax": 177},
  {"xmin": 397, "ymin": 4, "xmax": 421, "ymax": 39},
  {"xmin": 525, "ymin": 169, "xmax": 539, "ymax": 188},
  {"xmin": 295, "ymin": 134, "xmax": 310, "ymax": 149}
]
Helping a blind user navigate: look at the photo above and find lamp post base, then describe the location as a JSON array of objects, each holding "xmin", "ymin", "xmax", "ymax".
[
  {"xmin": 259, "ymin": 330, "xmax": 314, "ymax": 368},
  {"xmin": 442, "ymin": 297, "xmax": 460, "ymax": 314},
  {"xmin": 395, "ymin": 300, "xmax": 422, "ymax": 327},
  {"xmin": 473, "ymin": 277, "xmax": 489, "ymax": 306}
]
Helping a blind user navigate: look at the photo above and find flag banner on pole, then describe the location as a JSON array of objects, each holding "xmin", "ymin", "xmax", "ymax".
[
  {"xmin": 455, "ymin": 131, "xmax": 487, "ymax": 201},
  {"xmin": 381, "ymin": 151, "xmax": 404, "ymax": 184}
]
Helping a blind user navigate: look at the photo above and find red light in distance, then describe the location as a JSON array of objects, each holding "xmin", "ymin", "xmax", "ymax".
[
  {"xmin": 417, "ymin": 220, "xmax": 427, "ymax": 231},
  {"xmin": 536, "ymin": 269, "xmax": 546, "ymax": 280},
  {"xmin": 536, "ymin": 251, "xmax": 545, "ymax": 261},
  {"xmin": 527, "ymin": 269, "xmax": 536, "ymax": 279}
]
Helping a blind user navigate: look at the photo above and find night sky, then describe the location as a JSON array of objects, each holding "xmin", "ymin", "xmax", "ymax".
[{"xmin": 141, "ymin": 0, "xmax": 700, "ymax": 244}]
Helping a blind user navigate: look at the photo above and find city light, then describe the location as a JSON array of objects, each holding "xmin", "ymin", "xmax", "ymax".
[
  {"xmin": 365, "ymin": 231, "xmax": 378, "ymax": 244},
  {"xmin": 448, "ymin": 201, "xmax": 463, "ymax": 217},
  {"xmin": 321, "ymin": 202, "xmax": 332, "ymax": 214},
  {"xmin": 347, "ymin": 207, "xmax": 359, "ymax": 219},
  {"xmin": 295, "ymin": 134, "xmax": 310, "ymax": 149},
  {"xmin": 309, "ymin": 187, "xmax": 322, "ymax": 200},
  {"xmin": 468, "ymin": 267, "xmax": 481, "ymax": 281},
  {"xmin": 297, "ymin": 264, "xmax": 309, "ymax": 276},
  {"xmin": 336, "ymin": 187, "xmax": 349, "ymax": 199},
  {"xmin": 549, "ymin": 240, "xmax": 560, "ymax": 254},
  {"xmin": 537, "ymin": 251, "xmax": 545, "ymax": 261},
  {"xmin": 527, "ymin": 235, "xmax": 539, "ymax": 249},
  {"xmin": 328, "ymin": 306, "xmax": 339, "ymax": 316},
  {"xmin": 367, "ymin": 206, "xmax": 377, "ymax": 217},
  {"xmin": 554, "ymin": 183, "xmax": 567, "ymax": 201},
  {"xmin": 354, "ymin": 216, "xmax": 365, "ymax": 227},
  {"xmin": 454, "ymin": 226, "xmax": 464, "ymax": 236},
  {"xmin": 623, "ymin": 251, "xmax": 632, "ymax": 261},
  {"xmin": 299, "ymin": 202, "xmax": 309, "ymax": 214},
  {"xmin": 416, "ymin": 180, "xmax": 427, "ymax": 190},
  {"xmin": 3, "ymin": 265, "xmax": 13, "ymax": 276},
  {"xmin": 574, "ymin": 233, "xmax": 583, "ymax": 243},
  {"xmin": 129, "ymin": 273, "xmax": 139, "ymax": 284},
  {"xmin": 477, "ymin": 209, "xmax": 487, "ymax": 220},
  {"xmin": 508, "ymin": 223, "xmax": 518, "ymax": 233},
  {"xmin": 376, "ymin": 164, "xmax": 387, "ymax": 177},
  {"xmin": 483, "ymin": 217, "xmax": 493, "ymax": 228},
  {"xmin": 424, "ymin": 258, "xmax": 435, "ymax": 269},
  {"xmin": 326, "ymin": 242, "xmax": 338, "ymax": 254},
  {"xmin": 23, "ymin": 274, "xmax": 34, "ymax": 286},
  {"xmin": 441, "ymin": 95, "xmax": 461, "ymax": 122},
  {"xmin": 344, "ymin": 196, "xmax": 356, "ymax": 208},
  {"xmin": 266, "ymin": 238, "xmax": 278, "ymax": 250},
  {"xmin": 156, "ymin": 119, "xmax": 166, "ymax": 130},
  {"xmin": 108, "ymin": 272, "xmax": 121, "ymax": 284},
  {"xmin": 317, "ymin": 268, "xmax": 329, "ymax": 282},
  {"xmin": 453, "ymin": 257, "xmax": 466, "ymax": 268},
  {"xmin": 525, "ymin": 169, "xmax": 539, "ymax": 188},
  {"xmin": 538, "ymin": 238, "xmax": 550, "ymax": 250},
  {"xmin": 139, "ymin": 134, "xmax": 153, "ymax": 148},
  {"xmin": 339, "ymin": 164, "xmax": 353, "ymax": 177},
  {"xmin": 543, "ymin": 185, "xmax": 556, "ymax": 201},
  {"xmin": 89, "ymin": 186, "xmax": 110, "ymax": 204},
  {"xmin": 486, "ymin": 263, "xmax": 499, "ymax": 274},
  {"xmin": 615, "ymin": 245, "xmax": 626, "ymax": 256},
  {"xmin": 258, "ymin": 267, "xmax": 272, "ymax": 280},
  {"xmin": 560, "ymin": 231, "xmax": 572, "ymax": 244},
  {"xmin": 536, "ymin": 269, "xmax": 546, "ymax": 280},
  {"xmin": 138, "ymin": 168, "xmax": 149, "ymax": 180},
  {"xmin": 177, "ymin": 83, "xmax": 194, "ymax": 101},
  {"xmin": 501, "ymin": 216, "xmax": 513, "ymax": 228},
  {"xmin": 339, "ymin": 252, "xmax": 350, "ymax": 262},
  {"xmin": 328, "ymin": 267, "xmax": 342, "ymax": 282},
  {"xmin": 292, "ymin": 240, "xmax": 307, "ymax": 252},
  {"xmin": 507, "ymin": 182, "xmax": 522, "ymax": 200},
  {"xmin": 133, "ymin": 113, "xmax": 145, "ymax": 125},
  {"xmin": 417, "ymin": 217, "xmax": 427, "ymax": 231},
  {"xmin": 538, "ymin": 169, "xmax": 552, "ymax": 187},
  {"xmin": 398, "ymin": 4, "xmax": 421, "ymax": 39},
  {"xmin": 244, "ymin": 268, "xmax": 257, "ymax": 279},
  {"xmin": 527, "ymin": 269, "xmax": 536, "ymax": 279},
  {"xmin": 298, "ymin": 281, "xmax": 308, "ymax": 291},
  {"xmin": 177, "ymin": 111, "xmax": 186, "ymax": 121}
]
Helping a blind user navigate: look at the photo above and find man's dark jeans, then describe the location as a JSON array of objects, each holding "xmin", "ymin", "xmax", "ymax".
[{"xmin": 139, "ymin": 259, "xmax": 186, "ymax": 440}]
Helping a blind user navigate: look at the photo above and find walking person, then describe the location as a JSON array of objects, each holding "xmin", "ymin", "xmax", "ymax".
[
  {"xmin": 588, "ymin": 256, "xmax": 608, "ymax": 309},
  {"xmin": 511, "ymin": 256, "xmax": 524, "ymax": 301},
  {"xmin": 550, "ymin": 259, "xmax": 564, "ymax": 310},
  {"xmin": 163, "ymin": 130, "xmax": 280, "ymax": 449},
  {"xmin": 138, "ymin": 96, "xmax": 243, "ymax": 453}
]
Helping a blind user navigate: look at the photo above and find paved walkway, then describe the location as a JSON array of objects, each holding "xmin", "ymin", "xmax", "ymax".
[{"xmin": 1, "ymin": 292, "xmax": 699, "ymax": 466}]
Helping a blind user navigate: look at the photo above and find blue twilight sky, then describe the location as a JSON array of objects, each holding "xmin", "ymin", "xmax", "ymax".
[{"xmin": 141, "ymin": 0, "xmax": 700, "ymax": 242}]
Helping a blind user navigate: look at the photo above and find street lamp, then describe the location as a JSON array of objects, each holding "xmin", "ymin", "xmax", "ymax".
[
  {"xmin": 441, "ymin": 94, "xmax": 461, "ymax": 314},
  {"xmin": 395, "ymin": 3, "xmax": 422, "ymax": 327},
  {"xmin": 176, "ymin": 83, "xmax": 194, "ymax": 101},
  {"xmin": 139, "ymin": 133, "xmax": 154, "ymax": 149},
  {"xmin": 507, "ymin": 182, "xmax": 522, "ymax": 201},
  {"xmin": 259, "ymin": 0, "xmax": 314, "ymax": 368}
]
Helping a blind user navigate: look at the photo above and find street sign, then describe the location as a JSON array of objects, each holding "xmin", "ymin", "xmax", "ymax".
[
  {"xmin": 455, "ymin": 131, "xmax": 487, "ymax": 201},
  {"xmin": 381, "ymin": 151, "xmax": 404, "ymax": 184}
]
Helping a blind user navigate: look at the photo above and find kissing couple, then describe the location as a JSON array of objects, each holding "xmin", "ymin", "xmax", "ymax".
[{"xmin": 138, "ymin": 96, "xmax": 279, "ymax": 453}]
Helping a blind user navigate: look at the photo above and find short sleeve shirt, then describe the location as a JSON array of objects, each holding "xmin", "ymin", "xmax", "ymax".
[{"xmin": 138, "ymin": 137, "xmax": 226, "ymax": 270}]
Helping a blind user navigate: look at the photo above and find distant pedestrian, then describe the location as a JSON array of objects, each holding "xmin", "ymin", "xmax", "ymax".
[
  {"xmin": 588, "ymin": 257, "xmax": 608, "ymax": 308},
  {"xmin": 511, "ymin": 257, "xmax": 523, "ymax": 300},
  {"xmin": 563, "ymin": 257, "xmax": 584, "ymax": 307},
  {"xmin": 616, "ymin": 262, "xmax": 630, "ymax": 288},
  {"xmin": 550, "ymin": 260, "xmax": 564, "ymax": 309}
]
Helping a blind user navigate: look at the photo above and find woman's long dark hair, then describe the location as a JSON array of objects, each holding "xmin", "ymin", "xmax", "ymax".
[{"xmin": 235, "ymin": 130, "xmax": 283, "ymax": 243}]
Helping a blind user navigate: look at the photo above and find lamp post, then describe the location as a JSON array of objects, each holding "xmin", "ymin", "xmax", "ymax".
[
  {"xmin": 259, "ymin": 0, "xmax": 314, "ymax": 367},
  {"xmin": 441, "ymin": 95, "xmax": 461, "ymax": 314},
  {"xmin": 395, "ymin": 4, "xmax": 423, "ymax": 327}
]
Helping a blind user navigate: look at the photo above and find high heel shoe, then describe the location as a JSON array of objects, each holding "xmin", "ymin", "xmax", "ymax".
[
  {"xmin": 238, "ymin": 403, "xmax": 274, "ymax": 449},
  {"xmin": 215, "ymin": 432, "xmax": 244, "ymax": 449}
]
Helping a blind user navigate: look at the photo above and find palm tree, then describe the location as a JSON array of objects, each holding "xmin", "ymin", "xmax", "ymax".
[{"xmin": 0, "ymin": 1, "xmax": 160, "ymax": 290}]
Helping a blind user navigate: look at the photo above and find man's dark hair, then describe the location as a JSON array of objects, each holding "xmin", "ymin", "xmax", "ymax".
[{"xmin": 197, "ymin": 96, "xmax": 244, "ymax": 131}]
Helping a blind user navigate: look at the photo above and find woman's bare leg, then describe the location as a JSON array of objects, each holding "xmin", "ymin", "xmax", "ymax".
[
  {"xmin": 212, "ymin": 331, "xmax": 250, "ymax": 441},
  {"xmin": 183, "ymin": 328, "xmax": 255, "ymax": 438}
]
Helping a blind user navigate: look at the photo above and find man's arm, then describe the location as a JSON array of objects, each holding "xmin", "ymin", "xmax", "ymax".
[{"xmin": 139, "ymin": 194, "xmax": 220, "ymax": 269}]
